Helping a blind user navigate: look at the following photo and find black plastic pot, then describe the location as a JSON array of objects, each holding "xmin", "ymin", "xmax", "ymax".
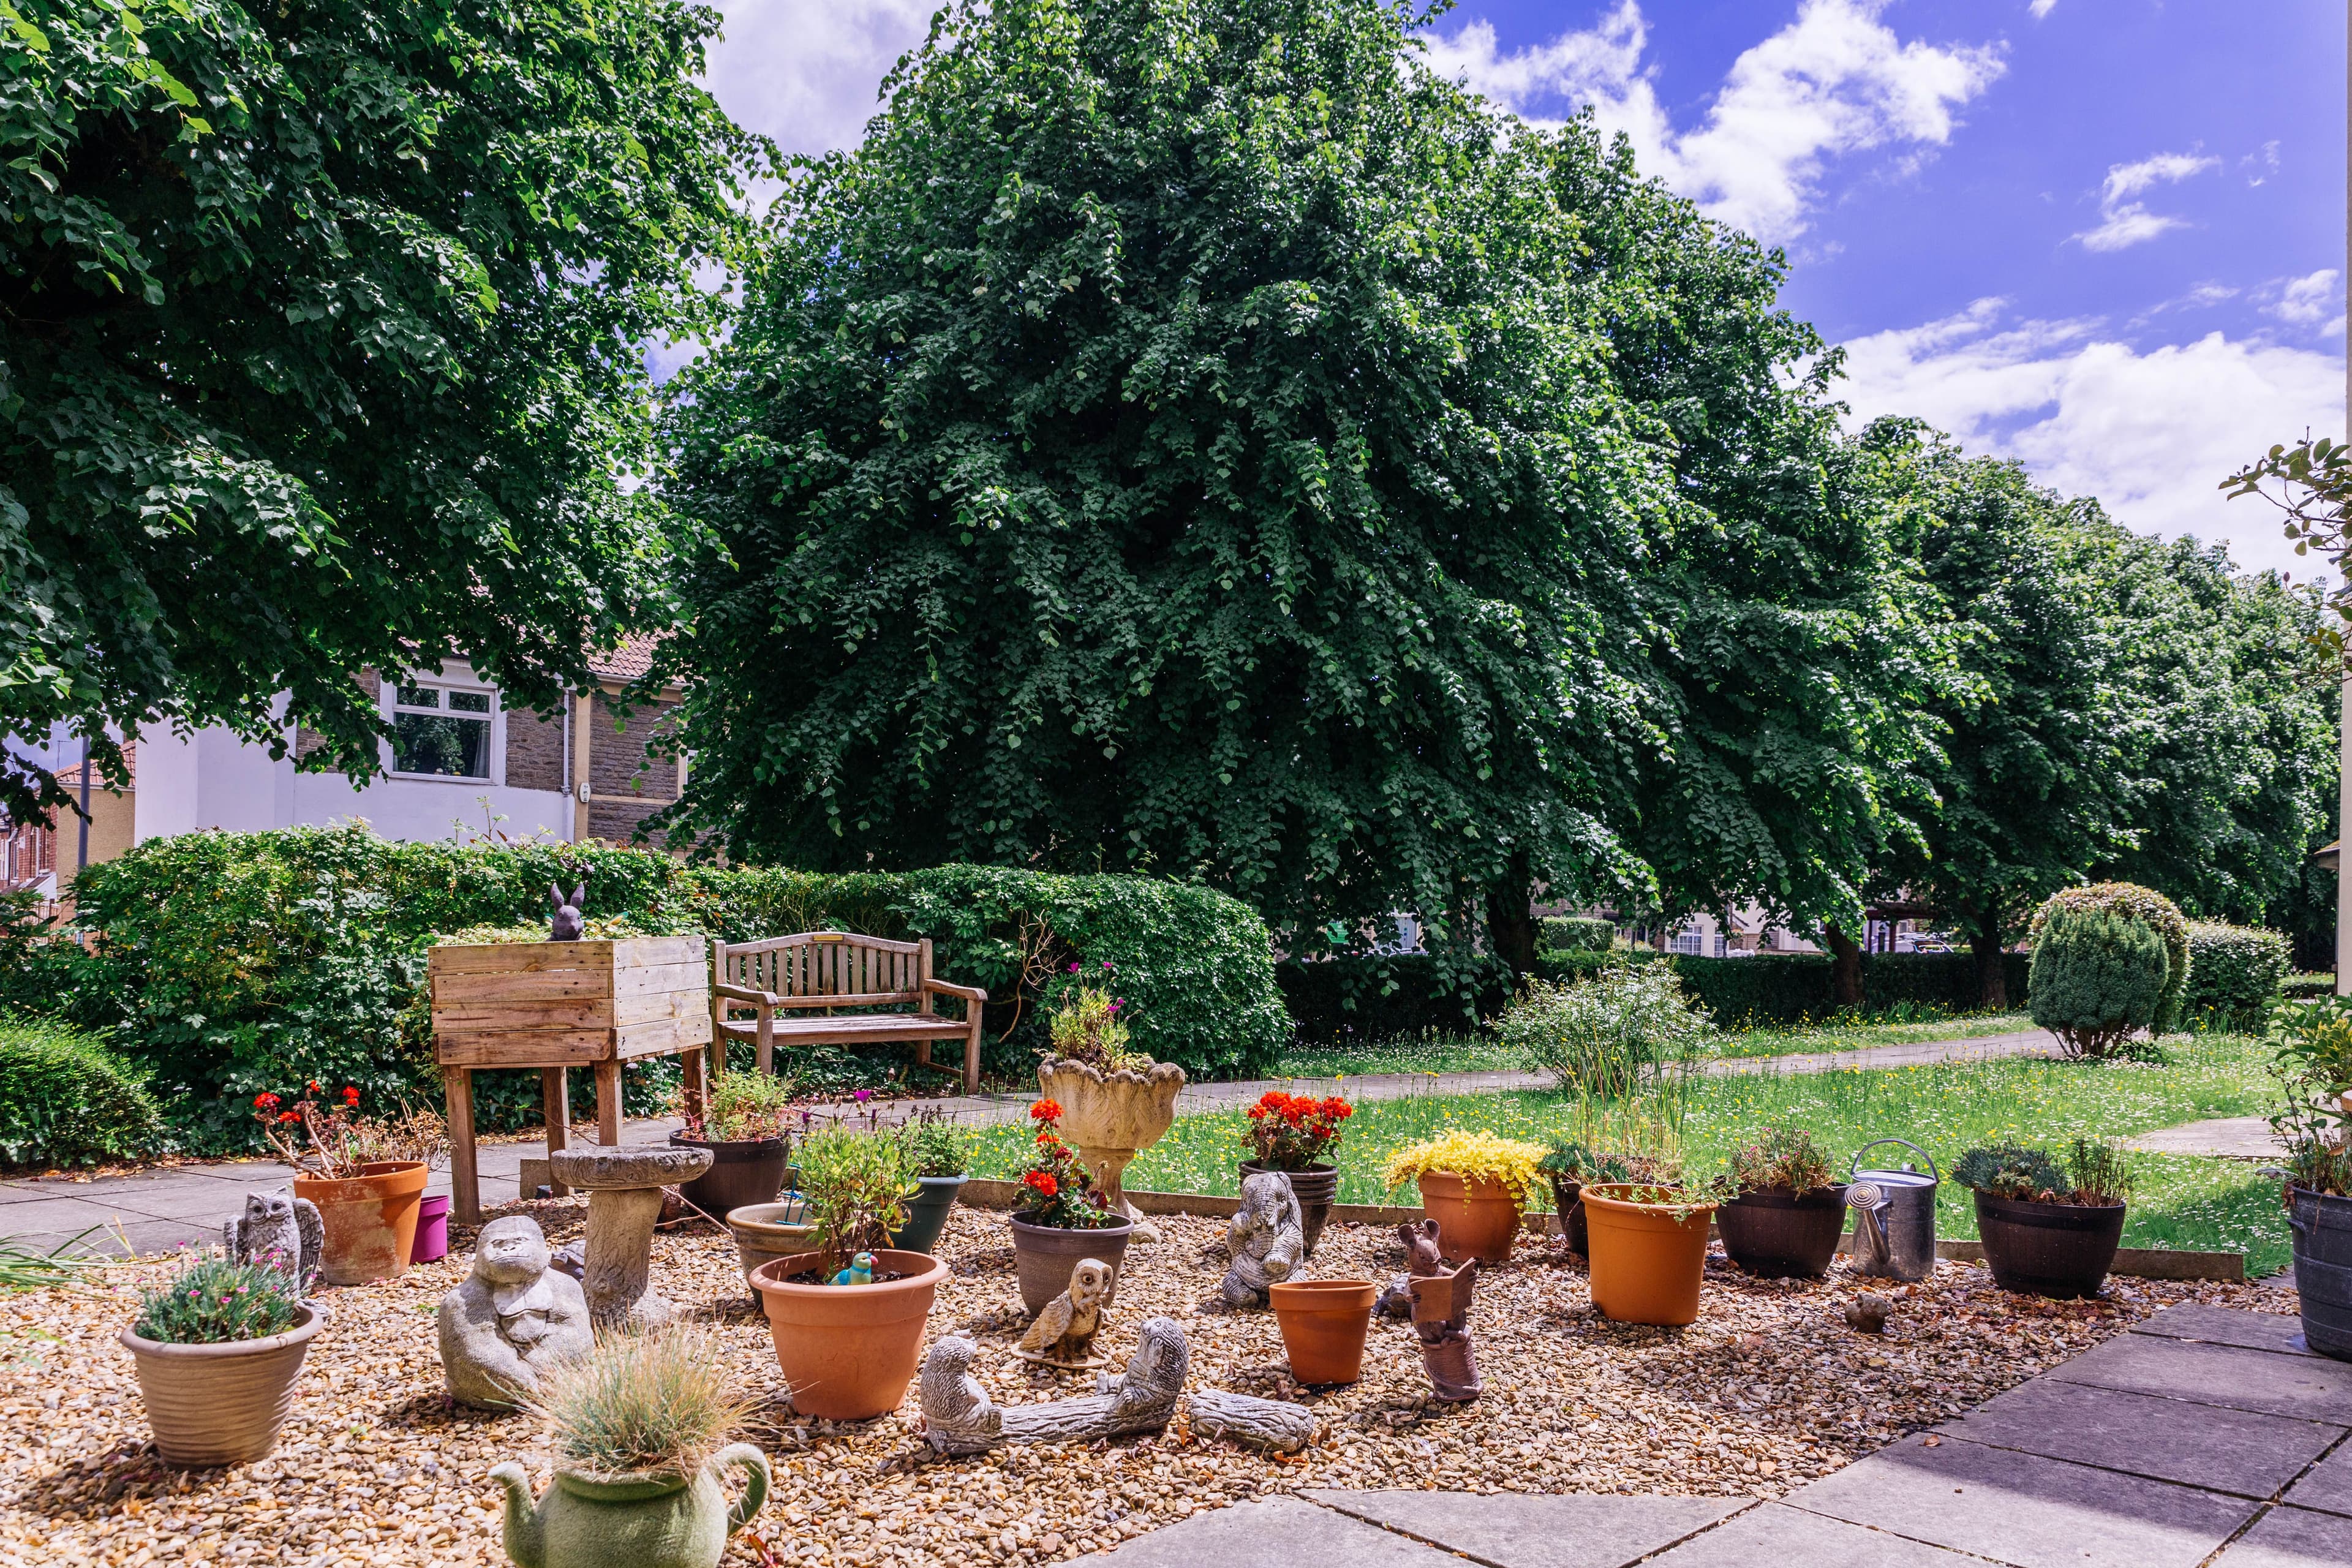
[
  {"xmin": 1716, "ymin": 1184, "xmax": 1850, "ymax": 1278},
  {"xmin": 1548, "ymin": 1174, "xmax": 1588, "ymax": 1254},
  {"xmin": 669, "ymin": 1133, "xmax": 790, "ymax": 1220},
  {"xmin": 1008, "ymin": 1212, "xmax": 1134, "ymax": 1316},
  {"xmin": 1240, "ymin": 1161, "xmax": 1338, "ymax": 1258},
  {"xmin": 2290, "ymin": 1185, "xmax": 2352, "ymax": 1360},
  {"xmin": 1973, "ymin": 1190, "xmax": 2126, "ymax": 1298},
  {"xmin": 888, "ymin": 1175, "xmax": 968, "ymax": 1254}
]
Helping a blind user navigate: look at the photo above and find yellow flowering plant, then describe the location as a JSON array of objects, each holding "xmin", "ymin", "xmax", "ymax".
[{"xmin": 1382, "ymin": 1129, "xmax": 1546, "ymax": 1200}]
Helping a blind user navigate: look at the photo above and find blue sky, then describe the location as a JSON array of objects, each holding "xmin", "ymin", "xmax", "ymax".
[{"xmin": 701, "ymin": 0, "xmax": 2346, "ymax": 574}]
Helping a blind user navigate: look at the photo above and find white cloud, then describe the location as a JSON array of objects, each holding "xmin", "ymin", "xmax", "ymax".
[
  {"xmin": 1837, "ymin": 301, "xmax": 2346, "ymax": 575},
  {"xmin": 2269, "ymin": 268, "xmax": 2343, "ymax": 332},
  {"xmin": 2029, "ymin": 0, "xmax": 2057, "ymax": 17},
  {"xmin": 2075, "ymin": 151, "xmax": 2217, "ymax": 252},
  {"xmin": 703, "ymin": 0, "xmax": 937, "ymax": 158},
  {"xmin": 1421, "ymin": 0, "xmax": 2004, "ymax": 244}
]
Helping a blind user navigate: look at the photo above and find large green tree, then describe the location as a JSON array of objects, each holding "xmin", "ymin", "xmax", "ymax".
[{"xmin": 1, "ymin": 0, "xmax": 758, "ymax": 823}]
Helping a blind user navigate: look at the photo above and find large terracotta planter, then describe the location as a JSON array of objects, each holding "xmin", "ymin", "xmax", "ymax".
[
  {"xmin": 1268, "ymin": 1279, "xmax": 1376, "ymax": 1384},
  {"xmin": 1716, "ymin": 1184, "xmax": 1849, "ymax": 1278},
  {"xmin": 1581, "ymin": 1183, "xmax": 1716, "ymax": 1327},
  {"xmin": 295, "ymin": 1161, "xmax": 428, "ymax": 1285},
  {"xmin": 1008, "ymin": 1212, "xmax": 1134, "ymax": 1316},
  {"xmin": 750, "ymin": 1248, "xmax": 946, "ymax": 1420},
  {"xmin": 491, "ymin": 1444, "xmax": 770, "ymax": 1568},
  {"xmin": 1974, "ymin": 1192, "xmax": 2125, "ymax": 1300},
  {"xmin": 1036, "ymin": 1058, "xmax": 1186, "ymax": 1238},
  {"xmin": 669, "ymin": 1134, "xmax": 790, "ymax": 1220},
  {"xmin": 1417, "ymin": 1170, "xmax": 1525, "ymax": 1264},
  {"xmin": 123, "ymin": 1305, "xmax": 322, "ymax": 1466},
  {"xmin": 1242, "ymin": 1161, "xmax": 1336, "ymax": 1257}
]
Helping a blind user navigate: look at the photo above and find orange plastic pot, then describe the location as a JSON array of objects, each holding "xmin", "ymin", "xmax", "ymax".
[
  {"xmin": 1417, "ymin": 1170, "xmax": 1525, "ymax": 1263},
  {"xmin": 1268, "ymin": 1280, "xmax": 1378, "ymax": 1385},
  {"xmin": 1581, "ymin": 1183, "xmax": 1716, "ymax": 1327},
  {"xmin": 293, "ymin": 1161, "xmax": 428, "ymax": 1286},
  {"xmin": 750, "ymin": 1249, "xmax": 946, "ymax": 1420}
]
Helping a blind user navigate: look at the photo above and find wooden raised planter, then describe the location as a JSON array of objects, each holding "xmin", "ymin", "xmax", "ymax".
[{"xmin": 431, "ymin": 937, "xmax": 712, "ymax": 1223}]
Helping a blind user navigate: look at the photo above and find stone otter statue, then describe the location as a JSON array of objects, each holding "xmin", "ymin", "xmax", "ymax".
[
  {"xmin": 1220, "ymin": 1170, "xmax": 1305, "ymax": 1307},
  {"xmin": 438, "ymin": 1216, "xmax": 592, "ymax": 1409}
]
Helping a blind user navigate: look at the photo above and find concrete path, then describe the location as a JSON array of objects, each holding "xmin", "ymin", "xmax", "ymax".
[
  {"xmin": 2128, "ymin": 1116, "xmax": 2288, "ymax": 1159},
  {"xmin": 1077, "ymin": 1303, "xmax": 2352, "ymax": 1567}
]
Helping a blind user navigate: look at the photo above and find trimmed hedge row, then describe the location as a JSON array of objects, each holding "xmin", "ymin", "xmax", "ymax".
[
  {"xmin": 2180, "ymin": 922, "xmax": 2291, "ymax": 1031},
  {"xmin": 1538, "ymin": 917, "xmax": 1615, "ymax": 952},
  {"xmin": 4, "ymin": 829, "xmax": 1287, "ymax": 1153},
  {"xmin": 0, "ymin": 1016, "xmax": 166, "ymax": 1168}
]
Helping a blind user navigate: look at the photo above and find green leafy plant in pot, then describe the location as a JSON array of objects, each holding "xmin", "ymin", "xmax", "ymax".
[
  {"xmin": 1712, "ymin": 1124, "xmax": 1847, "ymax": 1278},
  {"xmin": 2269, "ymin": 996, "xmax": 2352, "ymax": 1359},
  {"xmin": 122, "ymin": 1251, "xmax": 322, "ymax": 1468},
  {"xmin": 889, "ymin": 1111, "xmax": 971, "ymax": 1254},
  {"xmin": 1008, "ymin": 1096, "xmax": 1134, "ymax": 1315},
  {"xmin": 669, "ymin": 1068, "xmax": 796, "ymax": 1220},
  {"xmin": 1537, "ymin": 1138, "xmax": 1673, "ymax": 1256},
  {"xmin": 1953, "ymin": 1139, "xmax": 2133, "ymax": 1298},
  {"xmin": 491, "ymin": 1324, "xmax": 769, "ymax": 1568}
]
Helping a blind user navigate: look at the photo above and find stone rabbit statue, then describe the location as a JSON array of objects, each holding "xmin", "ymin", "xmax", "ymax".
[{"xmin": 548, "ymin": 882, "xmax": 586, "ymax": 942}]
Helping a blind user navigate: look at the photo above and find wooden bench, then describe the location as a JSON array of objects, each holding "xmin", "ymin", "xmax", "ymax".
[{"xmin": 711, "ymin": 932, "xmax": 987, "ymax": 1093}]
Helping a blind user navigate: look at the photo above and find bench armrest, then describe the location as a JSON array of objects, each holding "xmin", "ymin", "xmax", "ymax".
[
  {"xmin": 714, "ymin": 982, "xmax": 781, "ymax": 1009},
  {"xmin": 922, "ymin": 979, "xmax": 988, "ymax": 1005}
]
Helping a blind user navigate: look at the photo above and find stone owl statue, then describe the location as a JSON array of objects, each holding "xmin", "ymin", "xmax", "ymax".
[
  {"xmin": 1219, "ymin": 1170, "xmax": 1304, "ymax": 1307},
  {"xmin": 225, "ymin": 1191, "xmax": 323, "ymax": 1292},
  {"xmin": 1017, "ymin": 1257, "xmax": 1114, "ymax": 1365}
]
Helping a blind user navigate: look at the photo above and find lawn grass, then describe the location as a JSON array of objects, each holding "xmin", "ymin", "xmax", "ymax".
[{"xmin": 979, "ymin": 1031, "xmax": 2294, "ymax": 1273}]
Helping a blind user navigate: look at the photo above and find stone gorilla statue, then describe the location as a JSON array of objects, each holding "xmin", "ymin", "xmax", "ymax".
[
  {"xmin": 1219, "ymin": 1170, "xmax": 1305, "ymax": 1306},
  {"xmin": 437, "ymin": 1216, "xmax": 593, "ymax": 1409}
]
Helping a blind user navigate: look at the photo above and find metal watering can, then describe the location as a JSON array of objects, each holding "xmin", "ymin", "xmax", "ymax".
[{"xmin": 1847, "ymin": 1137, "xmax": 1939, "ymax": 1282}]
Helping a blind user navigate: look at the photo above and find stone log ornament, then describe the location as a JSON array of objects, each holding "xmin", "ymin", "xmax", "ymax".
[
  {"xmin": 1219, "ymin": 1170, "xmax": 1305, "ymax": 1308},
  {"xmin": 922, "ymin": 1317, "xmax": 1194, "ymax": 1453},
  {"xmin": 439, "ymin": 1216, "xmax": 593, "ymax": 1409},
  {"xmin": 548, "ymin": 1144, "xmax": 713, "ymax": 1330}
]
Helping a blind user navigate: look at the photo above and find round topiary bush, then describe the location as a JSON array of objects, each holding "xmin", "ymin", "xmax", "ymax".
[
  {"xmin": 2028, "ymin": 882, "xmax": 2190, "ymax": 1031},
  {"xmin": 0, "ymin": 1017, "xmax": 167, "ymax": 1167},
  {"xmin": 2027, "ymin": 907, "xmax": 2167, "ymax": 1060}
]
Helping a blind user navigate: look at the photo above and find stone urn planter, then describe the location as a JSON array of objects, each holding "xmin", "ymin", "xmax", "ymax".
[
  {"xmin": 888, "ymin": 1175, "xmax": 967, "ymax": 1255},
  {"xmin": 1240, "ymin": 1161, "xmax": 1337, "ymax": 1258},
  {"xmin": 491, "ymin": 1445, "xmax": 771, "ymax": 1568},
  {"xmin": 1973, "ymin": 1191, "xmax": 2126, "ymax": 1299},
  {"xmin": 750, "ymin": 1248, "xmax": 947, "ymax": 1420},
  {"xmin": 724, "ymin": 1201, "xmax": 815, "ymax": 1300},
  {"xmin": 123, "ymin": 1304, "xmax": 323, "ymax": 1467},
  {"xmin": 2290, "ymin": 1185, "xmax": 2352, "ymax": 1360},
  {"xmin": 1582, "ymin": 1183, "xmax": 1716, "ymax": 1327},
  {"xmin": 294, "ymin": 1161, "xmax": 429, "ymax": 1285},
  {"xmin": 1036, "ymin": 1058, "xmax": 1185, "ymax": 1240},
  {"xmin": 1008, "ymin": 1212, "xmax": 1135, "ymax": 1316},
  {"xmin": 668, "ymin": 1133, "xmax": 790, "ymax": 1221},
  {"xmin": 1268, "ymin": 1279, "xmax": 1376, "ymax": 1385},
  {"xmin": 1417, "ymin": 1171, "xmax": 1525, "ymax": 1264},
  {"xmin": 1716, "ymin": 1183, "xmax": 1850, "ymax": 1278}
]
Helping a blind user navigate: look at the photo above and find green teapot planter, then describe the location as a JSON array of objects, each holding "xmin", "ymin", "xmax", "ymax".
[{"xmin": 489, "ymin": 1444, "xmax": 771, "ymax": 1568}]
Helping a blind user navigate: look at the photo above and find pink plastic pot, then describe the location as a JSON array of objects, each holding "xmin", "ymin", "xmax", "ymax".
[{"xmin": 410, "ymin": 1193, "xmax": 451, "ymax": 1264}]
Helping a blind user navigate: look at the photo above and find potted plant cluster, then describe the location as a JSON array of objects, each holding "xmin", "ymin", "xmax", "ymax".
[
  {"xmin": 1034, "ymin": 967, "xmax": 1186, "ymax": 1237},
  {"xmin": 1537, "ymin": 1137, "xmax": 1673, "ymax": 1255},
  {"xmin": 889, "ymin": 1110, "xmax": 970, "ymax": 1254},
  {"xmin": 121, "ymin": 1251, "xmax": 322, "ymax": 1466},
  {"xmin": 1712, "ymin": 1123, "xmax": 1848, "ymax": 1278},
  {"xmin": 1383, "ymin": 1129, "xmax": 1545, "ymax": 1264},
  {"xmin": 1583, "ymin": 1177, "xmax": 1716, "ymax": 1327},
  {"xmin": 1240, "ymin": 1090, "xmax": 1353, "ymax": 1257},
  {"xmin": 259, "ymin": 1083, "xmax": 430, "ymax": 1285},
  {"xmin": 1008, "ymin": 1098, "xmax": 1134, "ymax": 1314},
  {"xmin": 748, "ymin": 1125, "xmax": 946, "ymax": 1420},
  {"xmin": 670, "ymin": 1068, "xmax": 796, "ymax": 1219},
  {"xmin": 1953, "ymin": 1139, "xmax": 2132, "ymax": 1298},
  {"xmin": 2272, "ymin": 996, "xmax": 2352, "ymax": 1358},
  {"xmin": 491, "ymin": 1324, "xmax": 769, "ymax": 1568}
]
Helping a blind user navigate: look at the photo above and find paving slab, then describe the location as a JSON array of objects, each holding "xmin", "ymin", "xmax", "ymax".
[
  {"xmin": 2125, "ymin": 1116, "xmax": 2285, "ymax": 1159},
  {"xmin": 2048, "ymin": 1333, "xmax": 2352, "ymax": 1422},
  {"xmin": 1638, "ymin": 1501, "xmax": 1985, "ymax": 1567},
  {"xmin": 1071, "ymin": 1496, "xmax": 1461, "ymax": 1566},
  {"xmin": 2281, "ymin": 1442, "xmax": 2352, "ymax": 1518},
  {"xmin": 1302, "ymin": 1491, "xmax": 1749, "ymax": 1568},
  {"xmin": 1785, "ymin": 1430, "xmax": 2264, "ymax": 1568},
  {"xmin": 2211, "ymin": 1505, "xmax": 2352, "ymax": 1567},
  {"xmin": 1938, "ymin": 1375, "xmax": 2345, "ymax": 1498},
  {"xmin": 2130, "ymin": 1303, "xmax": 2316, "ymax": 1357}
]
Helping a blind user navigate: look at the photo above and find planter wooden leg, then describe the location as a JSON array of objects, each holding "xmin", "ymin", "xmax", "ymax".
[
  {"xmin": 541, "ymin": 1068, "xmax": 571, "ymax": 1198},
  {"xmin": 595, "ymin": 1060, "xmax": 622, "ymax": 1147},
  {"xmin": 446, "ymin": 1068, "xmax": 479, "ymax": 1227}
]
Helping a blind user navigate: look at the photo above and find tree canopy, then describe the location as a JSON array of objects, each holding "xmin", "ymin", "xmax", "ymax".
[{"xmin": 0, "ymin": 0, "xmax": 760, "ymax": 822}]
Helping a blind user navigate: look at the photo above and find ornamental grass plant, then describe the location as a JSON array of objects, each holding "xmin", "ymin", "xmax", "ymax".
[
  {"xmin": 132, "ymin": 1253, "xmax": 303, "ymax": 1344},
  {"xmin": 1497, "ymin": 963, "xmax": 1714, "ymax": 1098},
  {"xmin": 526, "ymin": 1325, "xmax": 750, "ymax": 1481}
]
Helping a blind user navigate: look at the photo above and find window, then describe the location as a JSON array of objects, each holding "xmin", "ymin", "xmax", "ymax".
[
  {"xmin": 1668, "ymin": 925, "xmax": 1705, "ymax": 956},
  {"xmin": 391, "ymin": 682, "xmax": 494, "ymax": 779}
]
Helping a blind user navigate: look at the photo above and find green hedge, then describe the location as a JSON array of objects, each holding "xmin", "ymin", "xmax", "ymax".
[
  {"xmin": 2180, "ymin": 922, "xmax": 2291, "ymax": 1030},
  {"xmin": 1538, "ymin": 917, "xmax": 1615, "ymax": 952},
  {"xmin": 2030, "ymin": 883, "xmax": 2190, "ymax": 1031},
  {"xmin": 9, "ymin": 829, "xmax": 1287, "ymax": 1153},
  {"xmin": 2285, "ymin": 973, "xmax": 2337, "ymax": 1001},
  {"xmin": 0, "ymin": 1016, "xmax": 167, "ymax": 1168},
  {"xmin": 2029, "ymin": 907, "xmax": 2166, "ymax": 1056}
]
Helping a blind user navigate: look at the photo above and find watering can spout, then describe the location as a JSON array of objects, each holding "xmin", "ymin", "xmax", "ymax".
[{"xmin": 488, "ymin": 1463, "xmax": 545, "ymax": 1568}]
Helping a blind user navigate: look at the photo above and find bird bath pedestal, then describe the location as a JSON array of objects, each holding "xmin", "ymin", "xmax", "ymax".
[{"xmin": 549, "ymin": 1145, "xmax": 713, "ymax": 1331}]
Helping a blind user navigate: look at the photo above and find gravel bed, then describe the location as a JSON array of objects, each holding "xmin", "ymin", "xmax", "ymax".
[{"xmin": 0, "ymin": 1202, "xmax": 2291, "ymax": 1566}]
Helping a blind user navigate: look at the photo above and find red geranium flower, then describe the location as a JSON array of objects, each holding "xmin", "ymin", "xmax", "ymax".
[
  {"xmin": 1030, "ymin": 1098, "xmax": 1063, "ymax": 1123},
  {"xmin": 1023, "ymin": 1170, "xmax": 1058, "ymax": 1197},
  {"xmin": 341, "ymin": 1086, "xmax": 360, "ymax": 1106},
  {"xmin": 253, "ymin": 1092, "xmax": 279, "ymax": 1110}
]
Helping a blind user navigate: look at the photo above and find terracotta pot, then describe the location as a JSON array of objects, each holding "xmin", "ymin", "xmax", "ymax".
[
  {"xmin": 1716, "ymin": 1184, "xmax": 1849, "ymax": 1278},
  {"xmin": 1417, "ymin": 1170, "xmax": 1525, "ymax": 1264},
  {"xmin": 888, "ymin": 1175, "xmax": 967, "ymax": 1255},
  {"xmin": 669, "ymin": 1134, "xmax": 790, "ymax": 1221},
  {"xmin": 1268, "ymin": 1279, "xmax": 1377, "ymax": 1384},
  {"xmin": 1581, "ymin": 1183, "xmax": 1716, "ymax": 1327},
  {"xmin": 1974, "ymin": 1191, "xmax": 2126, "ymax": 1299},
  {"xmin": 750, "ymin": 1248, "xmax": 946, "ymax": 1420},
  {"xmin": 1547, "ymin": 1174, "xmax": 1588, "ymax": 1254},
  {"xmin": 1008, "ymin": 1212, "xmax": 1134, "ymax": 1316},
  {"xmin": 1241, "ymin": 1162, "xmax": 1336, "ymax": 1257},
  {"xmin": 294, "ymin": 1161, "xmax": 428, "ymax": 1285},
  {"xmin": 123, "ymin": 1304, "xmax": 322, "ymax": 1467},
  {"xmin": 723, "ymin": 1202, "xmax": 815, "ymax": 1300},
  {"xmin": 491, "ymin": 1444, "xmax": 769, "ymax": 1568}
]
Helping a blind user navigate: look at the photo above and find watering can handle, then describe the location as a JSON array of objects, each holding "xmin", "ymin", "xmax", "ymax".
[{"xmin": 1850, "ymin": 1137, "xmax": 1939, "ymax": 1183}]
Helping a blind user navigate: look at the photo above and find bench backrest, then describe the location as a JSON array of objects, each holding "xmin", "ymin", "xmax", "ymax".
[{"xmin": 714, "ymin": 931, "xmax": 932, "ymax": 1009}]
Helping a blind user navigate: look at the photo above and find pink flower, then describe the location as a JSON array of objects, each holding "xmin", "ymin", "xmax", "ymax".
[
  {"xmin": 1068, "ymin": 962, "xmax": 1081, "ymax": 973},
  {"xmin": 853, "ymin": 1089, "xmax": 873, "ymax": 1104}
]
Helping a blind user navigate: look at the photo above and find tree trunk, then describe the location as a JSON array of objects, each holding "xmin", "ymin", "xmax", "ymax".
[
  {"xmin": 1822, "ymin": 922, "xmax": 1864, "ymax": 1010},
  {"xmin": 1967, "ymin": 914, "xmax": 2008, "ymax": 1010},
  {"xmin": 1485, "ymin": 856, "xmax": 1539, "ymax": 981}
]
